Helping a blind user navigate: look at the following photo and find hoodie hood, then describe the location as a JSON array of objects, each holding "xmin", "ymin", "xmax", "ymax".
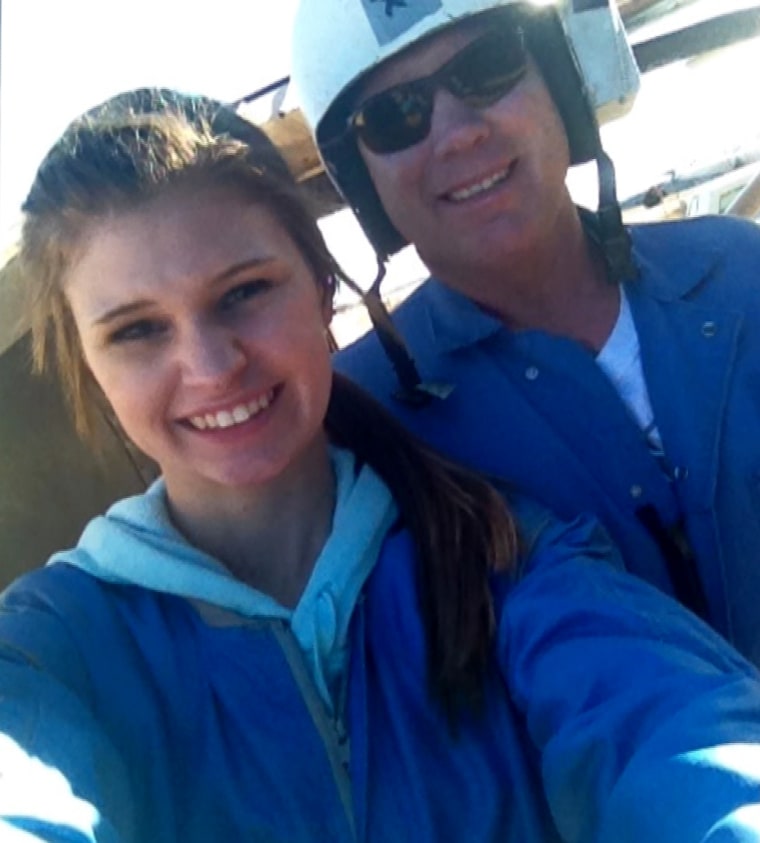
[
  {"xmin": 49, "ymin": 448, "xmax": 397, "ymax": 622},
  {"xmin": 49, "ymin": 448, "xmax": 398, "ymax": 715}
]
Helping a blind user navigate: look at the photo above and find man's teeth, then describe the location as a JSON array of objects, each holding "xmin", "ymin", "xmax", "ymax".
[
  {"xmin": 449, "ymin": 167, "xmax": 511, "ymax": 202},
  {"xmin": 189, "ymin": 390, "xmax": 275, "ymax": 430}
]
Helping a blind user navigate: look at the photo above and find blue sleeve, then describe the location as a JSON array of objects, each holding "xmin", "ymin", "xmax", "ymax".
[
  {"xmin": 499, "ymin": 512, "xmax": 760, "ymax": 843},
  {"xmin": 0, "ymin": 592, "xmax": 135, "ymax": 842}
]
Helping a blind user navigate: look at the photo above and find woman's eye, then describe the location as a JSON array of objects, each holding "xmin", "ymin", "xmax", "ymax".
[
  {"xmin": 109, "ymin": 319, "xmax": 165, "ymax": 344},
  {"xmin": 220, "ymin": 279, "xmax": 271, "ymax": 310}
]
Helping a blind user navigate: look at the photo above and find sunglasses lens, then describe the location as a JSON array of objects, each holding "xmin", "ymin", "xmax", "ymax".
[
  {"xmin": 351, "ymin": 27, "xmax": 526, "ymax": 155},
  {"xmin": 354, "ymin": 86, "xmax": 432, "ymax": 154},
  {"xmin": 448, "ymin": 30, "xmax": 526, "ymax": 108}
]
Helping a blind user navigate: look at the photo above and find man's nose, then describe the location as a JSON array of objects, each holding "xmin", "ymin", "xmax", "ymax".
[
  {"xmin": 178, "ymin": 323, "xmax": 246, "ymax": 388},
  {"xmin": 429, "ymin": 89, "xmax": 490, "ymax": 158}
]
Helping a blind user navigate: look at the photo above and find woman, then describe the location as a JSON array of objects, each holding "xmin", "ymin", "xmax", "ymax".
[{"xmin": 3, "ymin": 89, "xmax": 760, "ymax": 842}]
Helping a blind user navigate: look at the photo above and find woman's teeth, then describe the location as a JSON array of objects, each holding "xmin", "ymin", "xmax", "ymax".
[
  {"xmin": 448, "ymin": 166, "xmax": 512, "ymax": 202},
  {"xmin": 188, "ymin": 390, "xmax": 275, "ymax": 430}
]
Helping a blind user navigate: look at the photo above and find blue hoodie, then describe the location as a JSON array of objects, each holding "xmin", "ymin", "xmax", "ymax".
[{"xmin": 1, "ymin": 455, "xmax": 760, "ymax": 842}]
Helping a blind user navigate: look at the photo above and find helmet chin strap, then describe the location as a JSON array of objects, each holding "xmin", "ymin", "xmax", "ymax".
[
  {"xmin": 596, "ymin": 148, "xmax": 638, "ymax": 283},
  {"xmin": 339, "ymin": 259, "xmax": 454, "ymax": 406},
  {"xmin": 365, "ymin": 260, "xmax": 430, "ymax": 406}
]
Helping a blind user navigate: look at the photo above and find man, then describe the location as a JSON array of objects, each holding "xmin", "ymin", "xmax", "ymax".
[{"xmin": 291, "ymin": 0, "xmax": 760, "ymax": 664}]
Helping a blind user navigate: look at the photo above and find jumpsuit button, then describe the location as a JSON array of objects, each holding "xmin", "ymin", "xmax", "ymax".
[
  {"xmin": 524, "ymin": 366, "xmax": 540, "ymax": 381},
  {"xmin": 701, "ymin": 321, "xmax": 717, "ymax": 338},
  {"xmin": 630, "ymin": 484, "xmax": 643, "ymax": 499}
]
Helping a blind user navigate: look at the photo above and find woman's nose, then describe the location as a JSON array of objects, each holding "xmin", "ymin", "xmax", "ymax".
[
  {"xmin": 178, "ymin": 324, "xmax": 247, "ymax": 388},
  {"xmin": 429, "ymin": 89, "xmax": 490, "ymax": 159}
]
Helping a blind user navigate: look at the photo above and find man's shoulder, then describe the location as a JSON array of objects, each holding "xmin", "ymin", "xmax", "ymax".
[
  {"xmin": 631, "ymin": 213, "xmax": 759, "ymax": 242},
  {"xmin": 630, "ymin": 215, "xmax": 760, "ymax": 302},
  {"xmin": 631, "ymin": 215, "xmax": 760, "ymax": 263}
]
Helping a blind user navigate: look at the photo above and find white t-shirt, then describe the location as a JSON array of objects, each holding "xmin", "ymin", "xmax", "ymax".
[{"xmin": 595, "ymin": 289, "xmax": 664, "ymax": 457}]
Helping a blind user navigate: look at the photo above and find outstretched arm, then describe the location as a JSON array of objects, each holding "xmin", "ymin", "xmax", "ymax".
[{"xmin": 500, "ymin": 512, "xmax": 760, "ymax": 843}]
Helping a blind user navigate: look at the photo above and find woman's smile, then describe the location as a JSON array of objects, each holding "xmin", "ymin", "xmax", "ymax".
[{"xmin": 183, "ymin": 385, "xmax": 279, "ymax": 431}]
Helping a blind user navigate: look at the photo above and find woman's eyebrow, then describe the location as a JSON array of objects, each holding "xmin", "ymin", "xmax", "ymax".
[
  {"xmin": 211, "ymin": 256, "xmax": 276, "ymax": 285},
  {"xmin": 92, "ymin": 257, "xmax": 279, "ymax": 326},
  {"xmin": 93, "ymin": 299, "xmax": 153, "ymax": 327}
]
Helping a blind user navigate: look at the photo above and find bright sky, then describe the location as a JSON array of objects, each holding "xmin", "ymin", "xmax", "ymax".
[{"xmin": 0, "ymin": 0, "xmax": 300, "ymax": 247}]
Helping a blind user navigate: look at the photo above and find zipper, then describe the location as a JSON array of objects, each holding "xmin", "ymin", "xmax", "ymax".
[{"xmin": 272, "ymin": 621, "xmax": 357, "ymax": 841}]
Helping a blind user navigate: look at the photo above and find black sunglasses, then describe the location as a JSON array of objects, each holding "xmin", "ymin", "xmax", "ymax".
[{"xmin": 349, "ymin": 28, "xmax": 527, "ymax": 155}]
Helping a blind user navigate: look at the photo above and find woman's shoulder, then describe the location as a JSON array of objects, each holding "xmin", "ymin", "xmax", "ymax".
[
  {"xmin": 2, "ymin": 561, "xmax": 105, "ymax": 618},
  {"xmin": 0, "ymin": 564, "xmax": 118, "ymax": 697},
  {"xmin": 0, "ymin": 557, "xmax": 193, "ymax": 683}
]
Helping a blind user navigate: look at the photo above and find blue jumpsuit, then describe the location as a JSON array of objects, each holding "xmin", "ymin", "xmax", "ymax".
[
  {"xmin": 1, "ymin": 479, "xmax": 760, "ymax": 841},
  {"xmin": 337, "ymin": 215, "xmax": 760, "ymax": 665}
]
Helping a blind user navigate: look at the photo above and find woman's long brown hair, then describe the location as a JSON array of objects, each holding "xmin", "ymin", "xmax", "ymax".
[
  {"xmin": 327, "ymin": 374, "xmax": 519, "ymax": 716},
  {"xmin": 20, "ymin": 88, "xmax": 520, "ymax": 718}
]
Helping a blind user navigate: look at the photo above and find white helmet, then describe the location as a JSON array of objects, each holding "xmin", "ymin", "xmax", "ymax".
[
  {"xmin": 292, "ymin": 0, "xmax": 640, "ymax": 272},
  {"xmin": 293, "ymin": 0, "xmax": 638, "ymax": 144}
]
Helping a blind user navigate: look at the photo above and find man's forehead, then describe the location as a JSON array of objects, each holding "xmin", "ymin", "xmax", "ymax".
[{"xmin": 359, "ymin": 17, "xmax": 490, "ymax": 99}]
